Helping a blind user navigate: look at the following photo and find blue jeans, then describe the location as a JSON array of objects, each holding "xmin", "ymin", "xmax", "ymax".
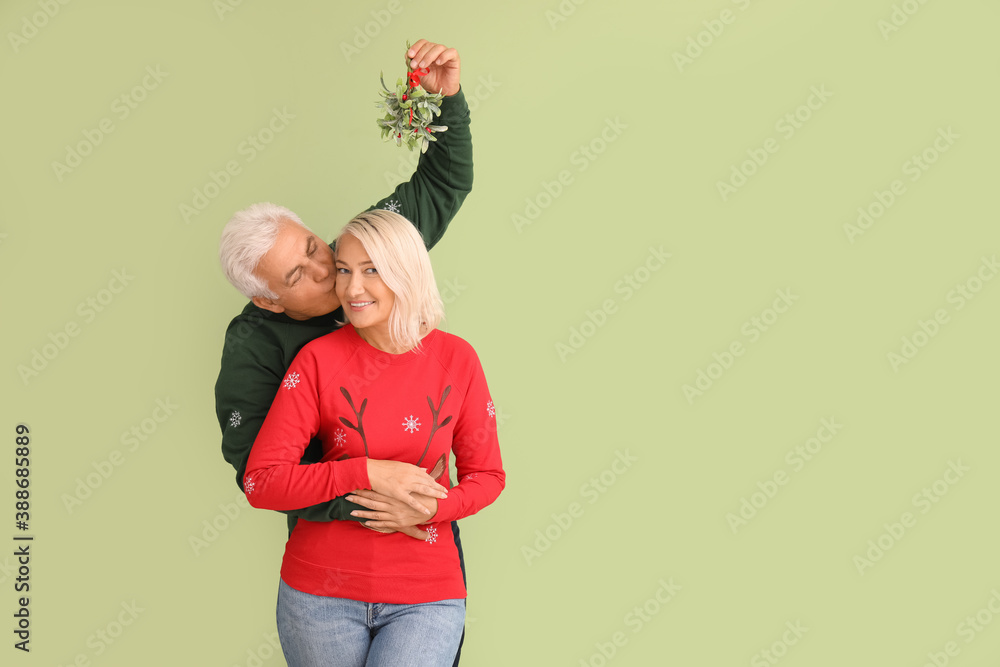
[{"xmin": 276, "ymin": 579, "xmax": 465, "ymax": 667}]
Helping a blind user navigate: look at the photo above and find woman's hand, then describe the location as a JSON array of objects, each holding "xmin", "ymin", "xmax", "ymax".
[
  {"xmin": 348, "ymin": 489, "xmax": 439, "ymax": 528},
  {"xmin": 365, "ymin": 459, "xmax": 447, "ymax": 514}
]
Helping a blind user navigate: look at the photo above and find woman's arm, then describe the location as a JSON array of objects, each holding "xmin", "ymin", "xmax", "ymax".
[
  {"xmin": 243, "ymin": 345, "xmax": 370, "ymax": 511},
  {"xmin": 215, "ymin": 311, "xmax": 369, "ymax": 522},
  {"xmin": 243, "ymin": 343, "xmax": 449, "ymax": 513},
  {"xmin": 432, "ymin": 346, "xmax": 506, "ymax": 523}
]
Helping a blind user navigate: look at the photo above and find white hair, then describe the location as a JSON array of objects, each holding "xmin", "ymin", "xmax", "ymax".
[
  {"xmin": 219, "ymin": 202, "xmax": 311, "ymax": 299},
  {"xmin": 336, "ymin": 209, "xmax": 444, "ymax": 351}
]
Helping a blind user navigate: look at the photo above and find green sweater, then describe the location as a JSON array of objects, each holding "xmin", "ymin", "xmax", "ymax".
[{"xmin": 214, "ymin": 89, "xmax": 473, "ymax": 530}]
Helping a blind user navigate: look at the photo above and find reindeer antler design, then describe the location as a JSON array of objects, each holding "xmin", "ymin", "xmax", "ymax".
[
  {"xmin": 339, "ymin": 386, "xmax": 370, "ymax": 457},
  {"xmin": 416, "ymin": 385, "xmax": 452, "ymax": 466},
  {"xmin": 427, "ymin": 453, "xmax": 448, "ymax": 482}
]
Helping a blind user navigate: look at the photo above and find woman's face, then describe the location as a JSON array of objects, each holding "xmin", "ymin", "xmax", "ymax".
[{"xmin": 335, "ymin": 234, "xmax": 396, "ymax": 334}]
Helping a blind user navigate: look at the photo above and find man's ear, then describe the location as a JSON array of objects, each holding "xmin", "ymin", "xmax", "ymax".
[{"xmin": 252, "ymin": 295, "xmax": 285, "ymax": 314}]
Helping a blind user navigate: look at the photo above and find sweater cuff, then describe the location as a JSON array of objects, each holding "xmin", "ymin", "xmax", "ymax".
[
  {"xmin": 336, "ymin": 457, "xmax": 371, "ymax": 497},
  {"xmin": 439, "ymin": 87, "xmax": 469, "ymax": 125},
  {"xmin": 431, "ymin": 494, "xmax": 458, "ymax": 523}
]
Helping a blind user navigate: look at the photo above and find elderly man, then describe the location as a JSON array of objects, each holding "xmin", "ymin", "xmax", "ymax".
[{"xmin": 214, "ymin": 39, "xmax": 472, "ymax": 664}]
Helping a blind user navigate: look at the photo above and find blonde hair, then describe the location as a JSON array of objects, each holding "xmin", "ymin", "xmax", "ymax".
[{"xmin": 336, "ymin": 209, "xmax": 444, "ymax": 350}]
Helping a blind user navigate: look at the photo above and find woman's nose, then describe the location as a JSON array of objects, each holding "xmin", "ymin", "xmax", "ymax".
[{"xmin": 345, "ymin": 273, "xmax": 364, "ymax": 296}]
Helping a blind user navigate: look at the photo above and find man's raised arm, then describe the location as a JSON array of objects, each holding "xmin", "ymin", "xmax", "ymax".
[{"xmin": 368, "ymin": 40, "xmax": 473, "ymax": 250}]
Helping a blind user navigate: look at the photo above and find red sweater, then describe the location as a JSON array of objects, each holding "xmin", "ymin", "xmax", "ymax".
[{"xmin": 244, "ymin": 324, "xmax": 505, "ymax": 603}]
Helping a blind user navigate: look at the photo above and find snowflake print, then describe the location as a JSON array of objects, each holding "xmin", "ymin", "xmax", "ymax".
[
  {"xmin": 334, "ymin": 428, "xmax": 347, "ymax": 447},
  {"xmin": 486, "ymin": 400, "xmax": 495, "ymax": 418},
  {"xmin": 245, "ymin": 477, "xmax": 255, "ymax": 495},
  {"xmin": 229, "ymin": 411, "xmax": 241, "ymax": 428},
  {"xmin": 383, "ymin": 199, "xmax": 401, "ymax": 214},
  {"xmin": 461, "ymin": 473, "xmax": 479, "ymax": 483},
  {"xmin": 283, "ymin": 372, "xmax": 300, "ymax": 390},
  {"xmin": 402, "ymin": 415, "xmax": 421, "ymax": 433},
  {"xmin": 425, "ymin": 525, "xmax": 438, "ymax": 545}
]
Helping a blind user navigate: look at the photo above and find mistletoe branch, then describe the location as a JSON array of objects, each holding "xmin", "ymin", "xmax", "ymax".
[{"xmin": 375, "ymin": 41, "xmax": 448, "ymax": 153}]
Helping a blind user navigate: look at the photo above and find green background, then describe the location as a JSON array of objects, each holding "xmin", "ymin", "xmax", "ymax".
[{"xmin": 2, "ymin": 0, "xmax": 998, "ymax": 665}]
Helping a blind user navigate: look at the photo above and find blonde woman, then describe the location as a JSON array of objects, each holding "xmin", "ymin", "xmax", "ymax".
[{"xmin": 244, "ymin": 209, "xmax": 505, "ymax": 666}]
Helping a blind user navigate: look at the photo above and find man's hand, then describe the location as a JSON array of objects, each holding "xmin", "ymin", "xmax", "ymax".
[
  {"xmin": 366, "ymin": 459, "xmax": 447, "ymax": 514},
  {"xmin": 347, "ymin": 488, "xmax": 438, "ymax": 529},
  {"xmin": 407, "ymin": 39, "xmax": 460, "ymax": 97}
]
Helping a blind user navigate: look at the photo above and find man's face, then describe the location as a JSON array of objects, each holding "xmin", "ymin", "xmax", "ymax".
[{"xmin": 251, "ymin": 220, "xmax": 339, "ymax": 320}]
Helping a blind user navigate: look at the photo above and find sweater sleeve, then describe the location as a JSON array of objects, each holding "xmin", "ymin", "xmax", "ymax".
[
  {"xmin": 243, "ymin": 345, "xmax": 370, "ymax": 511},
  {"xmin": 370, "ymin": 87, "xmax": 473, "ymax": 250},
  {"xmin": 215, "ymin": 313, "xmax": 286, "ymax": 491},
  {"xmin": 432, "ymin": 346, "xmax": 505, "ymax": 523}
]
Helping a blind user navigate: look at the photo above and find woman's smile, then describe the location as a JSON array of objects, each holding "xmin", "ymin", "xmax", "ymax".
[{"xmin": 335, "ymin": 234, "xmax": 397, "ymax": 350}]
